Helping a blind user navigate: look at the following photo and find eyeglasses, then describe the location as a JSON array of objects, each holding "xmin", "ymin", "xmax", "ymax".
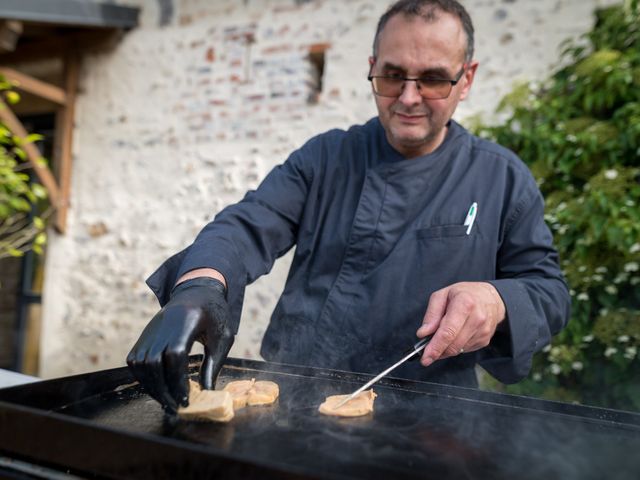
[{"xmin": 368, "ymin": 65, "xmax": 466, "ymax": 100}]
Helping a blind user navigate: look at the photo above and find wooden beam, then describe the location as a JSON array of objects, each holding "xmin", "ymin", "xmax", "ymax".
[
  {"xmin": 21, "ymin": 258, "xmax": 45, "ymax": 376},
  {"xmin": 0, "ymin": 98, "xmax": 60, "ymax": 207},
  {"xmin": 21, "ymin": 303, "xmax": 42, "ymax": 376},
  {"xmin": 0, "ymin": 29, "xmax": 119, "ymax": 64},
  {"xmin": 53, "ymin": 53, "xmax": 80, "ymax": 233},
  {"xmin": 0, "ymin": 67, "xmax": 67, "ymax": 105}
]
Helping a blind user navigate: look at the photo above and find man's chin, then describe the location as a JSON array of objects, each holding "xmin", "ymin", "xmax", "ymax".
[
  {"xmin": 390, "ymin": 121, "xmax": 429, "ymax": 138},
  {"xmin": 390, "ymin": 131, "xmax": 430, "ymax": 148},
  {"xmin": 387, "ymin": 127, "xmax": 443, "ymax": 156}
]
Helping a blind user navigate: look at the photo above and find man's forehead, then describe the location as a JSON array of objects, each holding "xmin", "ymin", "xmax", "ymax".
[{"xmin": 376, "ymin": 11, "xmax": 467, "ymax": 62}]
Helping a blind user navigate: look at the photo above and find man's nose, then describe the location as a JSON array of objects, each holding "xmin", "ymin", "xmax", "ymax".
[{"xmin": 397, "ymin": 80, "xmax": 422, "ymax": 105}]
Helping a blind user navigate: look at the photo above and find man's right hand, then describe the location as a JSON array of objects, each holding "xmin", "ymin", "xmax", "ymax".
[{"xmin": 126, "ymin": 277, "xmax": 235, "ymax": 413}]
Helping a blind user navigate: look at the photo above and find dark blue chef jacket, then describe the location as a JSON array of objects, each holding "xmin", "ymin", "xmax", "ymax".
[{"xmin": 148, "ymin": 118, "xmax": 570, "ymax": 387}]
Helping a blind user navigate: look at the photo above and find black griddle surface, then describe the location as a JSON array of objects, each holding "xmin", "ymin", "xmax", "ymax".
[{"xmin": 1, "ymin": 358, "xmax": 639, "ymax": 479}]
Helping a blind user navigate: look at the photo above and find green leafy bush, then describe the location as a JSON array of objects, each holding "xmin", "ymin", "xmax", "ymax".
[
  {"xmin": 0, "ymin": 76, "xmax": 48, "ymax": 259},
  {"xmin": 476, "ymin": 1, "xmax": 640, "ymax": 411}
]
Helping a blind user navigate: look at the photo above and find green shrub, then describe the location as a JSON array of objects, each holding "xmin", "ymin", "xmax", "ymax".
[
  {"xmin": 0, "ymin": 76, "xmax": 48, "ymax": 259},
  {"xmin": 476, "ymin": 1, "xmax": 640, "ymax": 411}
]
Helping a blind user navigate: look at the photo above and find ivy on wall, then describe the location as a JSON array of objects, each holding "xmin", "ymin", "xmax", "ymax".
[{"xmin": 476, "ymin": 1, "xmax": 640, "ymax": 410}]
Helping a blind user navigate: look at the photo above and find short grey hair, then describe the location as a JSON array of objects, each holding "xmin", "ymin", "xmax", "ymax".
[{"xmin": 372, "ymin": 0, "xmax": 475, "ymax": 63}]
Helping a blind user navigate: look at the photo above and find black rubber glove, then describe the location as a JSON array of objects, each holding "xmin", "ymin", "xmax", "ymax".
[{"xmin": 126, "ymin": 277, "xmax": 235, "ymax": 413}]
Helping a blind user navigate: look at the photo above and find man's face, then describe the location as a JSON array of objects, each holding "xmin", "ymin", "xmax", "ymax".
[{"xmin": 370, "ymin": 12, "xmax": 478, "ymax": 158}]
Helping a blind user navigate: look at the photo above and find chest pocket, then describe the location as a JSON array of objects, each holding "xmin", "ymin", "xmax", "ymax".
[
  {"xmin": 416, "ymin": 224, "xmax": 469, "ymax": 239},
  {"xmin": 411, "ymin": 222, "xmax": 488, "ymax": 287}
]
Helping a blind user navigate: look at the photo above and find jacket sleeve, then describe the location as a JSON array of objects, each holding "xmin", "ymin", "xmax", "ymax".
[
  {"xmin": 481, "ymin": 186, "xmax": 571, "ymax": 384},
  {"xmin": 146, "ymin": 143, "xmax": 316, "ymax": 332}
]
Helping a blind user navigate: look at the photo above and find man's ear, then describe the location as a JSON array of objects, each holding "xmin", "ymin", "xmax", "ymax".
[{"xmin": 459, "ymin": 61, "xmax": 479, "ymax": 101}]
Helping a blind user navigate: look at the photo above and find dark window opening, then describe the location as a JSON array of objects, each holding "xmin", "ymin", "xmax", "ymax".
[{"xmin": 308, "ymin": 43, "xmax": 329, "ymax": 105}]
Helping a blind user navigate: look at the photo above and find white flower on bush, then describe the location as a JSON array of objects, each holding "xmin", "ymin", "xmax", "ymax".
[
  {"xmin": 577, "ymin": 292, "xmax": 589, "ymax": 301},
  {"xmin": 533, "ymin": 373, "xmax": 542, "ymax": 381},
  {"xmin": 592, "ymin": 274, "xmax": 603, "ymax": 282},
  {"xmin": 543, "ymin": 344, "xmax": 552, "ymax": 353},
  {"xmin": 605, "ymin": 285, "xmax": 618, "ymax": 295},
  {"xmin": 624, "ymin": 262, "xmax": 639, "ymax": 272},
  {"xmin": 614, "ymin": 273, "xmax": 628, "ymax": 284},
  {"xmin": 571, "ymin": 362, "xmax": 583, "ymax": 371},
  {"xmin": 617, "ymin": 335, "xmax": 630, "ymax": 343},
  {"xmin": 550, "ymin": 364, "xmax": 562, "ymax": 375},
  {"xmin": 595, "ymin": 266, "xmax": 608, "ymax": 274},
  {"xmin": 578, "ymin": 265, "xmax": 587, "ymax": 273},
  {"xmin": 604, "ymin": 169, "xmax": 618, "ymax": 179},
  {"xmin": 624, "ymin": 347, "xmax": 637, "ymax": 360},
  {"xmin": 630, "ymin": 243, "xmax": 640, "ymax": 254},
  {"xmin": 604, "ymin": 347, "xmax": 618, "ymax": 357},
  {"xmin": 582, "ymin": 334, "xmax": 594, "ymax": 342}
]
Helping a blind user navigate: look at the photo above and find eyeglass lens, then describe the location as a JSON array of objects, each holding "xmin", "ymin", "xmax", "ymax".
[{"xmin": 371, "ymin": 77, "xmax": 453, "ymax": 99}]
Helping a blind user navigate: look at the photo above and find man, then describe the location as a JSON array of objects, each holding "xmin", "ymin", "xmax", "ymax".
[{"xmin": 128, "ymin": 0, "xmax": 570, "ymax": 413}]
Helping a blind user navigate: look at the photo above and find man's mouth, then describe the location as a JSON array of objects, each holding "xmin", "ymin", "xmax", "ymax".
[{"xmin": 394, "ymin": 112, "xmax": 427, "ymax": 124}]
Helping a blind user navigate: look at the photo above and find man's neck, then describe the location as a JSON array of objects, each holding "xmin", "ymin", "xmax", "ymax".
[{"xmin": 392, "ymin": 125, "xmax": 449, "ymax": 159}]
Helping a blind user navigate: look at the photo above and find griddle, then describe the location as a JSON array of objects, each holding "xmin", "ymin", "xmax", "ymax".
[{"xmin": 0, "ymin": 357, "xmax": 639, "ymax": 479}]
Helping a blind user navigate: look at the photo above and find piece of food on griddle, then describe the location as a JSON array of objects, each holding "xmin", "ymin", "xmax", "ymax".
[
  {"xmin": 223, "ymin": 378, "xmax": 280, "ymax": 408},
  {"xmin": 246, "ymin": 380, "xmax": 279, "ymax": 406},
  {"xmin": 318, "ymin": 390, "xmax": 377, "ymax": 417},
  {"xmin": 222, "ymin": 379, "xmax": 255, "ymax": 409},
  {"xmin": 178, "ymin": 380, "xmax": 234, "ymax": 422}
]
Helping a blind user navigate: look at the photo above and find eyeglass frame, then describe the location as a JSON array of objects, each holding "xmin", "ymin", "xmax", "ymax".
[{"xmin": 367, "ymin": 64, "xmax": 467, "ymax": 100}]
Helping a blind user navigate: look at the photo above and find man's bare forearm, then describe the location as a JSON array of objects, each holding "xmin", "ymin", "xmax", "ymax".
[{"xmin": 176, "ymin": 268, "xmax": 227, "ymax": 289}]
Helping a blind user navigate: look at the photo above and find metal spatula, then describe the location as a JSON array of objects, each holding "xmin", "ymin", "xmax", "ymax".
[{"xmin": 332, "ymin": 335, "xmax": 432, "ymax": 409}]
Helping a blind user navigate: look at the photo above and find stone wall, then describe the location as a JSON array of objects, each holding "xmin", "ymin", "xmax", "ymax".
[{"xmin": 39, "ymin": 0, "xmax": 618, "ymax": 377}]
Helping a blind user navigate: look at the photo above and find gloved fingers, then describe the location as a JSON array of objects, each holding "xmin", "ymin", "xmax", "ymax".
[
  {"xmin": 140, "ymin": 307, "xmax": 197, "ymax": 411},
  {"xmin": 200, "ymin": 329, "xmax": 235, "ymax": 390},
  {"xmin": 163, "ymin": 344, "xmax": 191, "ymax": 408},
  {"xmin": 128, "ymin": 344, "xmax": 179, "ymax": 413},
  {"xmin": 147, "ymin": 346, "xmax": 181, "ymax": 413},
  {"xmin": 199, "ymin": 352, "xmax": 215, "ymax": 391},
  {"xmin": 126, "ymin": 310, "xmax": 177, "ymax": 412},
  {"xmin": 143, "ymin": 327, "xmax": 180, "ymax": 413},
  {"xmin": 159, "ymin": 309, "xmax": 201, "ymax": 406},
  {"xmin": 127, "ymin": 341, "xmax": 167, "ymax": 410},
  {"xmin": 126, "ymin": 320, "xmax": 158, "ymax": 382}
]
